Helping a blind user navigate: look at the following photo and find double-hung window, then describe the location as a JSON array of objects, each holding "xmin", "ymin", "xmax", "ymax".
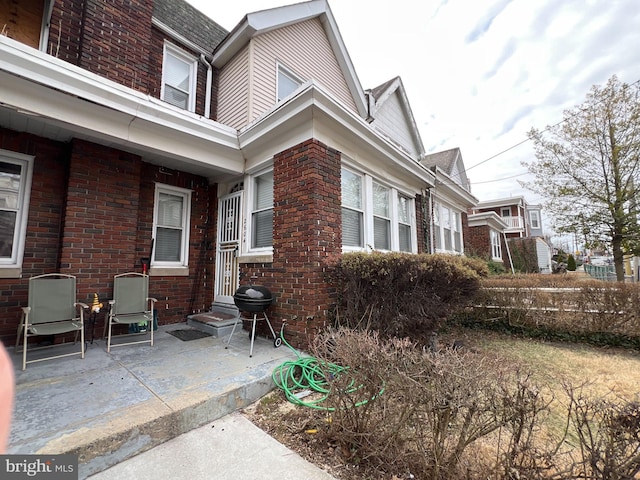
[
  {"xmin": 251, "ymin": 170, "xmax": 274, "ymax": 249},
  {"xmin": 398, "ymin": 195, "xmax": 412, "ymax": 252},
  {"xmin": 490, "ymin": 229, "xmax": 502, "ymax": 260},
  {"xmin": 153, "ymin": 184, "xmax": 191, "ymax": 267},
  {"xmin": 373, "ymin": 183, "xmax": 390, "ymax": 250},
  {"xmin": 162, "ymin": 43, "xmax": 197, "ymax": 111},
  {"xmin": 433, "ymin": 202, "xmax": 464, "ymax": 254},
  {"xmin": 0, "ymin": 150, "xmax": 33, "ymax": 275},
  {"xmin": 341, "ymin": 167, "xmax": 414, "ymax": 252},
  {"xmin": 529, "ymin": 210, "xmax": 540, "ymax": 229},
  {"xmin": 341, "ymin": 168, "xmax": 364, "ymax": 248}
]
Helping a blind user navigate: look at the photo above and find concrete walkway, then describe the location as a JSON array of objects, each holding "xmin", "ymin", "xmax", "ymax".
[{"xmin": 8, "ymin": 323, "xmax": 333, "ymax": 479}]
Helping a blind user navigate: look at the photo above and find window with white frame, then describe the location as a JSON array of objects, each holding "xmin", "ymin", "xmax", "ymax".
[
  {"xmin": 398, "ymin": 195, "xmax": 412, "ymax": 252},
  {"xmin": 341, "ymin": 168, "xmax": 364, "ymax": 248},
  {"xmin": 162, "ymin": 43, "xmax": 197, "ymax": 111},
  {"xmin": 0, "ymin": 150, "xmax": 33, "ymax": 270},
  {"xmin": 490, "ymin": 229, "xmax": 502, "ymax": 259},
  {"xmin": 433, "ymin": 202, "xmax": 464, "ymax": 254},
  {"xmin": 529, "ymin": 210, "xmax": 540, "ymax": 229},
  {"xmin": 250, "ymin": 170, "xmax": 274, "ymax": 249},
  {"xmin": 277, "ymin": 64, "xmax": 302, "ymax": 101},
  {"xmin": 373, "ymin": 182, "xmax": 391, "ymax": 250},
  {"xmin": 153, "ymin": 184, "xmax": 191, "ymax": 266},
  {"xmin": 341, "ymin": 167, "xmax": 415, "ymax": 252}
]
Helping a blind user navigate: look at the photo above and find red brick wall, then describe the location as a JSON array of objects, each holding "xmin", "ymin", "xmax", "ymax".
[
  {"xmin": 241, "ymin": 139, "xmax": 342, "ymax": 348},
  {"xmin": 0, "ymin": 129, "xmax": 69, "ymax": 340},
  {"xmin": 0, "ymin": 130, "xmax": 215, "ymax": 344},
  {"xmin": 464, "ymin": 224, "xmax": 491, "ymax": 259},
  {"xmin": 48, "ymin": 0, "xmax": 154, "ymax": 93}
]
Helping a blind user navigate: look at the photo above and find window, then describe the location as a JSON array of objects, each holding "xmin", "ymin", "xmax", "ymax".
[
  {"xmin": 251, "ymin": 170, "xmax": 274, "ymax": 249},
  {"xmin": 433, "ymin": 202, "xmax": 464, "ymax": 254},
  {"xmin": 0, "ymin": 151, "xmax": 33, "ymax": 273},
  {"xmin": 501, "ymin": 208, "xmax": 511, "ymax": 217},
  {"xmin": 341, "ymin": 167, "xmax": 414, "ymax": 252},
  {"xmin": 490, "ymin": 229, "xmax": 502, "ymax": 260},
  {"xmin": 398, "ymin": 195, "xmax": 412, "ymax": 252},
  {"xmin": 153, "ymin": 184, "xmax": 191, "ymax": 266},
  {"xmin": 277, "ymin": 65, "xmax": 302, "ymax": 101},
  {"xmin": 529, "ymin": 210, "xmax": 540, "ymax": 229},
  {"xmin": 341, "ymin": 168, "xmax": 364, "ymax": 248},
  {"xmin": 0, "ymin": 0, "xmax": 53, "ymax": 51},
  {"xmin": 162, "ymin": 43, "xmax": 197, "ymax": 111},
  {"xmin": 373, "ymin": 183, "xmax": 390, "ymax": 250}
]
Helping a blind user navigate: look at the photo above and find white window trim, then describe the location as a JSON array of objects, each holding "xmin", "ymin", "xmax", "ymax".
[
  {"xmin": 276, "ymin": 63, "xmax": 303, "ymax": 102},
  {"xmin": 529, "ymin": 210, "xmax": 540, "ymax": 229},
  {"xmin": 0, "ymin": 150, "xmax": 33, "ymax": 278},
  {"xmin": 490, "ymin": 229, "xmax": 502, "ymax": 260},
  {"xmin": 244, "ymin": 167, "xmax": 274, "ymax": 256},
  {"xmin": 161, "ymin": 42, "xmax": 197, "ymax": 112},
  {"xmin": 151, "ymin": 183, "xmax": 192, "ymax": 269},
  {"xmin": 342, "ymin": 166, "xmax": 416, "ymax": 253},
  {"xmin": 433, "ymin": 201, "xmax": 464, "ymax": 255}
]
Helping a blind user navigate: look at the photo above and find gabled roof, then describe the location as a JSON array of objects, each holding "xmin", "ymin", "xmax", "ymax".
[
  {"xmin": 153, "ymin": 0, "xmax": 228, "ymax": 52},
  {"xmin": 421, "ymin": 147, "xmax": 470, "ymax": 192},
  {"xmin": 212, "ymin": 0, "xmax": 368, "ymax": 119},
  {"xmin": 366, "ymin": 76, "xmax": 426, "ymax": 160}
]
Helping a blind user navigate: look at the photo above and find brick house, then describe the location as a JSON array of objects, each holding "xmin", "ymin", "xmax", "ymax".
[{"xmin": 0, "ymin": 0, "xmax": 476, "ymax": 348}]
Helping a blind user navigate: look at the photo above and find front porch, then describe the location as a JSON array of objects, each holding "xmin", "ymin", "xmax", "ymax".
[{"xmin": 8, "ymin": 323, "xmax": 297, "ymax": 479}]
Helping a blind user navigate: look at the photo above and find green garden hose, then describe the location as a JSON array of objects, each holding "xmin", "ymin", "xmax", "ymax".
[{"xmin": 271, "ymin": 327, "xmax": 384, "ymax": 411}]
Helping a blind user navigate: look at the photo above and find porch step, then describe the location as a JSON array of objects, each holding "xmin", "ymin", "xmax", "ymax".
[{"xmin": 187, "ymin": 309, "xmax": 239, "ymax": 338}]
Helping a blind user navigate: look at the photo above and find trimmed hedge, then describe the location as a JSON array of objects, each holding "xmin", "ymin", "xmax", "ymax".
[{"xmin": 326, "ymin": 252, "xmax": 487, "ymax": 341}]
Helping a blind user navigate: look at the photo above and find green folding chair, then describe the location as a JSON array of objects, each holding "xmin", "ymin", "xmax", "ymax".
[
  {"xmin": 16, "ymin": 273, "xmax": 87, "ymax": 370},
  {"xmin": 106, "ymin": 273, "xmax": 157, "ymax": 352}
]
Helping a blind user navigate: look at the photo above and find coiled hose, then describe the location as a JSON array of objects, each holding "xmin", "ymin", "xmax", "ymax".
[{"xmin": 272, "ymin": 327, "xmax": 384, "ymax": 411}]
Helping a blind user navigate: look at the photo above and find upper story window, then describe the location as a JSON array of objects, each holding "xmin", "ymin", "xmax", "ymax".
[
  {"xmin": 341, "ymin": 167, "xmax": 415, "ymax": 253},
  {"xmin": 162, "ymin": 43, "xmax": 197, "ymax": 112},
  {"xmin": 152, "ymin": 184, "xmax": 191, "ymax": 267},
  {"xmin": 501, "ymin": 207, "xmax": 511, "ymax": 217},
  {"xmin": 277, "ymin": 64, "xmax": 302, "ymax": 101},
  {"xmin": 490, "ymin": 229, "xmax": 502, "ymax": 260},
  {"xmin": 250, "ymin": 170, "xmax": 274, "ymax": 250},
  {"xmin": 433, "ymin": 201, "xmax": 463, "ymax": 254},
  {"xmin": 0, "ymin": 0, "xmax": 53, "ymax": 51},
  {"xmin": 529, "ymin": 210, "xmax": 540, "ymax": 229},
  {"xmin": 0, "ymin": 150, "xmax": 34, "ymax": 275}
]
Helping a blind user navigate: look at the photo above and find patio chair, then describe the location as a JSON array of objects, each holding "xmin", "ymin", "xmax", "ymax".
[
  {"xmin": 16, "ymin": 273, "xmax": 87, "ymax": 370},
  {"xmin": 106, "ymin": 273, "xmax": 157, "ymax": 352}
]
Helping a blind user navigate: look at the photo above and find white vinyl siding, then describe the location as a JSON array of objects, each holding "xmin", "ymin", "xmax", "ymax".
[
  {"xmin": 0, "ymin": 150, "xmax": 33, "ymax": 272},
  {"xmin": 217, "ymin": 45, "xmax": 250, "ymax": 129},
  {"xmin": 373, "ymin": 92, "xmax": 419, "ymax": 158},
  {"xmin": 161, "ymin": 43, "xmax": 197, "ymax": 112},
  {"xmin": 153, "ymin": 184, "xmax": 191, "ymax": 267},
  {"xmin": 219, "ymin": 18, "xmax": 359, "ymax": 130}
]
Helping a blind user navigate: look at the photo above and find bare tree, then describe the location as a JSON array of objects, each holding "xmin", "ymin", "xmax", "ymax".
[{"xmin": 524, "ymin": 75, "xmax": 640, "ymax": 281}]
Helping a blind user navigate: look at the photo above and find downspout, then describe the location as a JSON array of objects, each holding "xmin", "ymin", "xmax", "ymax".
[{"xmin": 200, "ymin": 54, "xmax": 213, "ymax": 119}]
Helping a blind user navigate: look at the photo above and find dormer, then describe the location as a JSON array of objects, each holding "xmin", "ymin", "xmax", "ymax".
[
  {"xmin": 212, "ymin": 0, "xmax": 367, "ymax": 130},
  {"xmin": 366, "ymin": 77, "xmax": 426, "ymax": 161}
]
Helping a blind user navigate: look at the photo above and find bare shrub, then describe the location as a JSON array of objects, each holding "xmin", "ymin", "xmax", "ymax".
[{"xmin": 310, "ymin": 328, "xmax": 554, "ymax": 479}]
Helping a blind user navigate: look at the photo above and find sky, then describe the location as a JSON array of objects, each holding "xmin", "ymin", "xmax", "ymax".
[{"xmin": 184, "ymin": 0, "xmax": 640, "ymax": 225}]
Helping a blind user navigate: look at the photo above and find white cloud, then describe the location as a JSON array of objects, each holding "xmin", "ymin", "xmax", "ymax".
[{"xmin": 185, "ymin": 0, "xmax": 640, "ymax": 206}]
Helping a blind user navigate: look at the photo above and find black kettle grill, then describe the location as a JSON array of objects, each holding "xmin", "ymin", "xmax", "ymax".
[{"xmin": 226, "ymin": 285, "xmax": 280, "ymax": 357}]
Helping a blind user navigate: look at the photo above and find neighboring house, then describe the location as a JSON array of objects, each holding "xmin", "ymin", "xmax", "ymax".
[
  {"xmin": 0, "ymin": 0, "xmax": 476, "ymax": 347},
  {"xmin": 420, "ymin": 148, "xmax": 478, "ymax": 255},
  {"xmin": 471, "ymin": 196, "xmax": 551, "ymax": 273},
  {"xmin": 465, "ymin": 211, "xmax": 511, "ymax": 270}
]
